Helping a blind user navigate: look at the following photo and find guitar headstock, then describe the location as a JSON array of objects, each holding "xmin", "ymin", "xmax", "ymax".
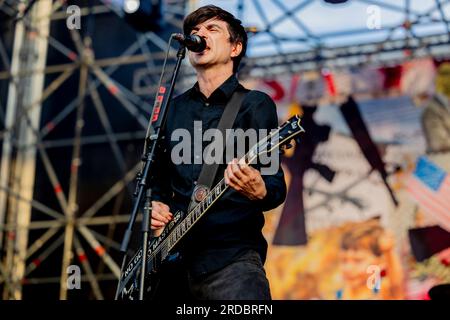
[
  {"xmin": 273, "ymin": 115, "xmax": 305, "ymax": 152},
  {"xmin": 248, "ymin": 115, "xmax": 305, "ymax": 160}
]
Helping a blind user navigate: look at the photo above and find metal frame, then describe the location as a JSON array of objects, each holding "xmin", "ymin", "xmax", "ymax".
[
  {"xmin": 0, "ymin": 0, "xmax": 450, "ymax": 300},
  {"xmin": 236, "ymin": 0, "xmax": 450, "ymax": 77},
  {"xmin": 0, "ymin": 0, "xmax": 186, "ymax": 300}
]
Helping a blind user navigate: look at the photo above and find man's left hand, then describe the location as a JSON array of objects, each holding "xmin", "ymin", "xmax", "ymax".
[{"xmin": 224, "ymin": 158, "xmax": 267, "ymax": 200}]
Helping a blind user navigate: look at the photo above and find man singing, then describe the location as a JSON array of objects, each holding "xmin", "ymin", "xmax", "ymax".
[{"xmin": 150, "ymin": 5, "xmax": 286, "ymax": 300}]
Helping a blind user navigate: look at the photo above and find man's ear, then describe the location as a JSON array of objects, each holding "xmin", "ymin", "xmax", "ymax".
[{"xmin": 231, "ymin": 42, "xmax": 243, "ymax": 58}]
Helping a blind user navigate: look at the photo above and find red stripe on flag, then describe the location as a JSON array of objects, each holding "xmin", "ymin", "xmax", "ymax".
[
  {"xmin": 441, "ymin": 179, "xmax": 450, "ymax": 192},
  {"xmin": 407, "ymin": 184, "xmax": 450, "ymax": 221},
  {"xmin": 408, "ymin": 176, "xmax": 450, "ymax": 213},
  {"xmin": 407, "ymin": 178, "xmax": 450, "ymax": 230}
]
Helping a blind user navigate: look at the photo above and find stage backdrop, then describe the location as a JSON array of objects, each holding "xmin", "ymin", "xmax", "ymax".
[{"xmin": 244, "ymin": 58, "xmax": 450, "ymax": 300}]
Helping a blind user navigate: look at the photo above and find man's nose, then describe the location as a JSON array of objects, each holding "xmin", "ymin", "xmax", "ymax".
[{"xmin": 196, "ymin": 26, "xmax": 208, "ymax": 38}]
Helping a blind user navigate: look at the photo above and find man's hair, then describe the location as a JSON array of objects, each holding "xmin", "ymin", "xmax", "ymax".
[{"xmin": 183, "ymin": 5, "xmax": 247, "ymax": 73}]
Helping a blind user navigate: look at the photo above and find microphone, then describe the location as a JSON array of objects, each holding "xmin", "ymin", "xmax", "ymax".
[{"xmin": 172, "ymin": 33, "xmax": 207, "ymax": 52}]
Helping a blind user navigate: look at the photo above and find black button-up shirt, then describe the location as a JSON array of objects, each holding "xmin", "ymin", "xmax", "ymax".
[{"xmin": 151, "ymin": 75, "xmax": 287, "ymax": 277}]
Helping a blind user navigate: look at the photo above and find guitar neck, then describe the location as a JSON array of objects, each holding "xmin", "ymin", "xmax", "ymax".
[
  {"xmin": 164, "ymin": 132, "xmax": 272, "ymax": 250},
  {"xmin": 164, "ymin": 134, "xmax": 272, "ymax": 251}
]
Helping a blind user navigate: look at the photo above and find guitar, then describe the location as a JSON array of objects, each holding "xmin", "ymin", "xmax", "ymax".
[{"xmin": 117, "ymin": 114, "xmax": 305, "ymax": 300}]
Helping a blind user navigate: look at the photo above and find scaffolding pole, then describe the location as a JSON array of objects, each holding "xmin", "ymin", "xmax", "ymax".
[{"xmin": 1, "ymin": 0, "xmax": 53, "ymax": 300}]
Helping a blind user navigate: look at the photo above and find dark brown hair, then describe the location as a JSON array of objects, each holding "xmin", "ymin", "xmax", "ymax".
[{"xmin": 183, "ymin": 5, "xmax": 247, "ymax": 73}]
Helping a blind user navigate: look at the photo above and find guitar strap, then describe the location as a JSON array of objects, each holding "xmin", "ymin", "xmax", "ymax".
[{"xmin": 188, "ymin": 88, "xmax": 247, "ymax": 212}]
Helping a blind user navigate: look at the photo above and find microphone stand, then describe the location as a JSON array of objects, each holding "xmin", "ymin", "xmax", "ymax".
[
  {"xmin": 114, "ymin": 43, "xmax": 187, "ymax": 300},
  {"xmin": 139, "ymin": 188, "xmax": 151, "ymax": 301}
]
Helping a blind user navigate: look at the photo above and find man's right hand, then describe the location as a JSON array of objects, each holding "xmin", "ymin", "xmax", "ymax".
[{"xmin": 151, "ymin": 201, "xmax": 173, "ymax": 237}]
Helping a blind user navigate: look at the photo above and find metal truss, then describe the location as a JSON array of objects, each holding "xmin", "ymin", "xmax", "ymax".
[
  {"xmin": 0, "ymin": 0, "xmax": 450, "ymax": 300},
  {"xmin": 237, "ymin": 0, "xmax": 450, "ymax": 77},
  {"xmin": 0, "ymin": 0, "xmax": 187, "ymax": 300},
  {"xmin": 244, "ymin": 32, "xmax": 450, "ymax": 78},
  {"xmin": 236, "ymin": 0, "xmax": 450, "ymax": 77},
  {"xmin": 166, "ymin": 0, "xmax": 450, "ymax": 82}
]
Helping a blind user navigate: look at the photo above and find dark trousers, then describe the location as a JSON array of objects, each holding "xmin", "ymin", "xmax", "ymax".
[{"xmin": 153, "ymin": 249, "xmax": 271, "ymax": 300}]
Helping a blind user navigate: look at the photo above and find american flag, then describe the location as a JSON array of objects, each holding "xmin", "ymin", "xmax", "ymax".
[{"xmin": 407, "ymin": 156, "xmax": 450, "ymax": 232}]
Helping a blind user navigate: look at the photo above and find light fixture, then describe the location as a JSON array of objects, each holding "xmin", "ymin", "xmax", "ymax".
[{"xmin": 123, "ymin": 0, "xmax": 140, "ymax": 14}]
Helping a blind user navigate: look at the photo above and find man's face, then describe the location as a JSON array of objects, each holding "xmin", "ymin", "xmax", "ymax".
[{"xmin": 187, "ymin": 18, "xmax": 242, "ymax": 71}]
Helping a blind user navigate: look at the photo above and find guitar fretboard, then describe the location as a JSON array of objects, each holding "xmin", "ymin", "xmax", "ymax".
[
  {"xmin": 164, "ymin": 134, "xmax": 275, "ymax": 251},
  {"xmin": 165, "ymin": 133, "xmax": 273, "ymax": 249}
]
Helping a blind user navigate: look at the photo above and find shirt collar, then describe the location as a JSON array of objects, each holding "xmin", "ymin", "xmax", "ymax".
[{"xmin": 190, "ymin": 74, "xmax": 239, "ymax": 103}]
